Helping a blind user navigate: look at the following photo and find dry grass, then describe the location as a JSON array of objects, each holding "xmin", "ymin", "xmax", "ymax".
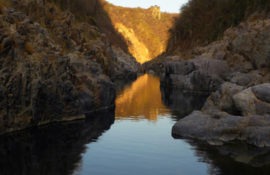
[
  {"xmin": 0, "ymin": 1, "xmax": 6, "ymax": 14},
  {"xmin": 24, "ymin": 42, "xmax": 34, "ymax": 55},
  {"xmin": 104, "ymin": 2, "xmax": 176, "ymax": 59},
  {"xmin": 170, "ymin": 0, "xmax": 270, "ymax": 52},
  {"xmin": 0, "ymin": 0, "xmax": 10, "ymax": 10}
]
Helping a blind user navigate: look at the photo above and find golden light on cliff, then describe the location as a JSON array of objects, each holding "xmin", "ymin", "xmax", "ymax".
[
  {"xmin": 114, "ymin": 23, "xmax": 151, "ymax": 64},
  {"xmin": 115, "ymin": 74, "xmax": 169, "ymax": 121}
]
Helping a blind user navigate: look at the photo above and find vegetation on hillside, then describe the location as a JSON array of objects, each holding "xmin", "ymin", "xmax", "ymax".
[
  {"xmin": 103, "ymin": 3, "xmax": 177, "ymax": 60},
  {"xmin": 48, "ymin": 0, "xmax": 128, "ymax": 52},
  {"xmin": 168, "ymin": 0, "xmax": 270, "ymax": 53}
]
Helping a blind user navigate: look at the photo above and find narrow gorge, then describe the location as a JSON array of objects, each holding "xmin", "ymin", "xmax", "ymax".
[{"xmin": 2, "ymin": 0, "xmax": 270, "ymax": 174}]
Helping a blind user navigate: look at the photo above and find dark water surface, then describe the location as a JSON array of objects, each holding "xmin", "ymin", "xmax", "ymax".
[{"xmin": 2, "ymin": 74, "xmax": 270, "ymax": 175}]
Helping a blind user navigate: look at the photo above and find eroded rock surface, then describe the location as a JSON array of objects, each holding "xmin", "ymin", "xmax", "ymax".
[
  {"xmin": 0, "ymin": 1, "xmax": 139, "ymax": 134},
  {"xmin": 166, "ymin": 18, "xmax": 270, "ymax": 147}
]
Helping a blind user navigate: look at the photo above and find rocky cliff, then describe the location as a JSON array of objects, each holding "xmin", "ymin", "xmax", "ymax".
[
  {"xmin": 164, "ymin": 17, "xmax": 270, "ymax": 147},
  {"xmin": 144, "ymin": 7, "xmax": 270, "ymax": 147},
  {"xmin": 103, "ymin": 3, "xmax": 176, "ymax": 63},
  {"xmin": 0, "ymin": 0, "xmax": 139, "ymax": 134}
]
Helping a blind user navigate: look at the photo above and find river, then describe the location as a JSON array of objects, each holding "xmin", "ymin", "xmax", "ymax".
[{"xmin": 1, "ymin": 74, "xmax": 270, "ymax": 175}]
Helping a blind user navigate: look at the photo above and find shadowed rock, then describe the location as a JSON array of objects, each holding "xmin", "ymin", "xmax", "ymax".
[{"xmin": 0, "ymin": 109, "xmax": 115, "ymax": 175}]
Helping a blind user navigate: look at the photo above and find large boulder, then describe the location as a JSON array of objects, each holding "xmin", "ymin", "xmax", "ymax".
[
  {"xmin": 233, "ymin": 88, "xmax": 258, "ymax": 116},
  {"xmin": 191, "ymin": 57, "xmax": 231, "ymax": 79},
  {"xmin": 233, "ymin": 85, "xmax": 270, "ymax": 116},
  {"xmin": 228, "ymin": 71, "xmax": 264, "ymax": 86},
  {"xmin": 203, "ymin": 82, "xmax": 244, "ymax": 115},
  {"xmin": 172, "ymin": 111, "xmax": 270, "ymax": 147},
  {"xmin": 161, "ymin": 58, "xmax": 229, "ymax": 93}
]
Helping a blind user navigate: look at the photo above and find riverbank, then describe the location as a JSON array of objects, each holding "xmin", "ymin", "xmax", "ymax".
[
  {"xmin": 0, "ymin": 0, "xmax": 139, "ymax": 134},
  {"xmin": 144, "ymin": 17, "xmax": 270, "ymax": 147}
]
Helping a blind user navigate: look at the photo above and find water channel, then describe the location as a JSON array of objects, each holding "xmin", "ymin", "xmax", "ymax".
[{"xmin": 1, "ymin": 74, "xmax": 270, "ymax": 175}]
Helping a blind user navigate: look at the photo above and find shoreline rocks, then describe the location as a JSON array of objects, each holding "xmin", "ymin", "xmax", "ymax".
[
  {"xmin": 0, "ymin": 1, "xmax": 139, "ymax": 134},
  {"xmin": 158, "ymin": 18, "xmax": 270, "ymax": 147}
]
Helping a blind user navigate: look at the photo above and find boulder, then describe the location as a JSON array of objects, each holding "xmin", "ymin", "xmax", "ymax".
[
  {"xmin": 172, "ymin": 111, "xmax": 270, "ymax": 147},
  {"xmin": 164, "ymin": 61, "xmax": 195, "ymax": 75},
  {"xmin": 172, "ymin": 111, "xmax": 245, "ymax": 144},
  {"xmin": 232, "ymin": 85, "xmax": 270, "ymax": 116},
  {"xmin": 228, "ymin": 71, "xmax": 264, "ymax": 86},
  {"xmin": 161, "ymin": 58, "xmax": 227, "ymax": 93},
  {"xmin": 203, "ymin": 82, "xmax": 244, "ymax": 114},
  {"xmin": 252, "ymin": 83, "xmax": 270, "ymax": 103},
  {"xmin": 191, "ymin": 57, "xmax": 231, "ymax": 79},
  {"xmin": 233, "ymin": 88, "xmax": 257, "ymax": 116}
]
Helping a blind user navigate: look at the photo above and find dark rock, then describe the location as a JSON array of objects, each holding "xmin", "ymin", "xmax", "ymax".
[
  {"xmin": 164, "ymin": 61, "xmax": 195, "ymax": 75},
  {"xmin": 160, "ymin": 59, "xmax": 225, "ymax": 93},
  {"xmin": 0, "ymin": 109, "xmax": 115, "ymax": 175},
  {"xmin": 161, "ymin": 84, "xmax": 208, "ymax": 119},
  {"xmin": 0, "ymin": 2, "xmax": 139, "ymax": 134}
]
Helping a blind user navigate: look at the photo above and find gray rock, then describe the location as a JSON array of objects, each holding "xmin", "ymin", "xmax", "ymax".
[
  {"xmin": 191, "ymin": 57, "xmax": 230, "ymax": 79},
  {"xmin": 172, "ymin": 111, "xmax": 270, "ymax": 147},
  {"xmin": 228, "ymin": 71, "xmax": 264, "ymax": 87},
  {"xmin": 252, "ymin": 83, "xmax": 270, "ymax": 103},
  {"xmin": 203, "ymin": 82, "xmax": 244, "ymax": 114},
  {"xmin": 233, "ymin": 88, "xmax": 257, "ymax": 116},
  {"xmin": 231, "ymin": 23, "xmax": 270, "ymax": 69}
]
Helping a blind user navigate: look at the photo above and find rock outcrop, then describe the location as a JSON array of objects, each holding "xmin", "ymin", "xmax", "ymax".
[
  {"xmin": 0, "ymin": 0, "xmax": 139, "ymax": 134},
  {"xmin": 163, "ymin": 18, "xmax": 270, "ymax": 147}
]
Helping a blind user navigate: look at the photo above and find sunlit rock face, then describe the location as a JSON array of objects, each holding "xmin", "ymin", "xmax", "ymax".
[
  {"xmin": 114, "ymin": 23, "xmax": 151, "ymax": 64},
  {"xmin": 103, "ymin": 2, "xmax": 176, "ymax": 63},
  {"xmin": 115, "ymin": 74, "xmax": 168, "ymax": 121},
  {"xmin": 149, "ymin": 5, "xmax": 161, "ymax": 20}
]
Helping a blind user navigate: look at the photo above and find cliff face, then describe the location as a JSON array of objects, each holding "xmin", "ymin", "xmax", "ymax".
[
  {"xmin": 114, "ymin": 23, "xmax": 150, "ymax": 63},
  {"xmin": 0, "ymin": 0, "xmax": 139, "ymax": 134},
  {"xmin": 147, "ymin": 0, "xmax": 270, "ymax": 147},
  {"xmin": 103, "ymin": 3, "xmax": 177, "ymax": 63}
]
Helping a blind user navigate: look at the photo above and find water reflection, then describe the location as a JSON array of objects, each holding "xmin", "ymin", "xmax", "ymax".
[
  {"xmin": 186, "ymin": 140, "xmax": 270, "ymax": 175},
  {"xmin": 115, "ymin": 74, "xmax": 169, "ymax": 121},
  {"xmin": 2, "ymin": 73, "xmax": 270, "ymax": 175},
  {"xmin": 0, "ymin": 110, "xmax": 114, "ymax": 175},
  {"xmin": 160, "ymin": 83, "xmax": 208, "ymax": 120}
]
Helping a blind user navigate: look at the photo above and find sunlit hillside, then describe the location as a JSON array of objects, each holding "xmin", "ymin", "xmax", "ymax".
[{"xmin": 103, "ymin": 2, "xmax": 177, "ymax": 63}]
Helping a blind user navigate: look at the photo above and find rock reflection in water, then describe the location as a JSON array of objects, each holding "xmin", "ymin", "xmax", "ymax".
[
  {"xmin": 186, "ymin": 140, "xmax": 270, "ymax": 175},
  {"xmin": 0, "ymin": 110, "xmax": 114, "ymax": 175},
  {"xmin": 115, "ymin": 74, "xmax": 169, "ymax": 121},
  {"xmin": 160, "ymin": 83, "xmax": 208, "ymax": 120}
]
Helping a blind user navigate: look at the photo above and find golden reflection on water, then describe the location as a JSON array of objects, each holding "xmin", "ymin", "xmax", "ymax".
[{"xmin": 115, "ymin": 74, "xmax": 169, "ymax": 121}]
